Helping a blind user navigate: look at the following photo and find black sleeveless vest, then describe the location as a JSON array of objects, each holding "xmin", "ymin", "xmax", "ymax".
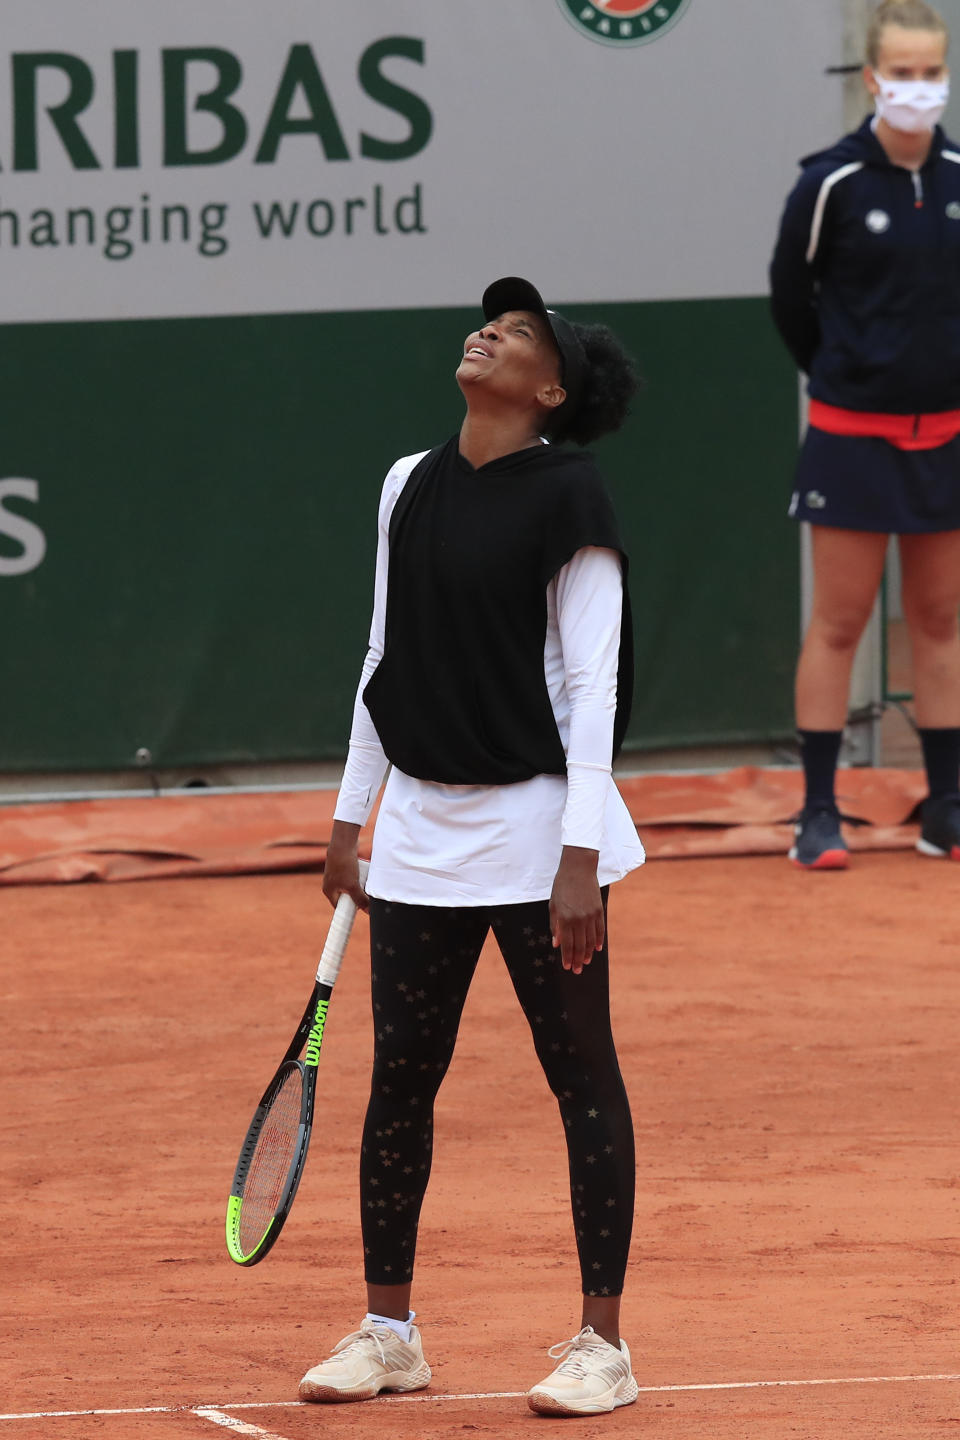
[{"xmin": 363, "ymin": 435, "xmax": 633, "ymax": 785}]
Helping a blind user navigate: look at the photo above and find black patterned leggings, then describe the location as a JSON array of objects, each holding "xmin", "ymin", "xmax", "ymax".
[{"xmin": 361, "ymin": 893, "xmax": 635, "ymax": 1298}]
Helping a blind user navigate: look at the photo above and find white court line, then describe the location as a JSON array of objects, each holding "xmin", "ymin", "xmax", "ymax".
[
  {"xmin": 193, "ymin": 1411, "xmax": 292, "ymax": 1440},
  {"xmin": 0, "ymin": 1407, "xmax": 182, "ymax": 1421},
  {"xmin": 3, "ymin": 1372, "xmax": 960, "ymax": 1422},
  {"xmin": 387, "ymin": 1373, "xmax": 960, "ymax": 1400},
  {"xmin": 637, "ymin": 1372, "xmax": 960, "ymax": 1394}
]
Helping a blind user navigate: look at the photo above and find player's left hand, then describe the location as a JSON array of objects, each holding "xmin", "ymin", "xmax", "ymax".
[{"xmin": 550, "ymin": 846, "xmax": 604, "ymax": 975}]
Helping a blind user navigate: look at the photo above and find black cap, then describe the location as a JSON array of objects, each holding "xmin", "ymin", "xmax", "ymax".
[{"xmin": 481, "ymin": 276, "xmax": 587, "ymax": 426}]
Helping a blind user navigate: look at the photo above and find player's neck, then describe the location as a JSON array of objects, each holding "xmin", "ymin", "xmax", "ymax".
[
  {"xmin": 458, "ymin": 410, "xmax": 544, "ymax": 469},
  {"xmin": 874, "ymin": 116, "xmax": 934, "ymax": 171}
]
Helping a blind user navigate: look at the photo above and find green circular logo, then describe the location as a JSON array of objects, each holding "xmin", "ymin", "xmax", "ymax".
[{"xmin": 557, "ymin": 0, "xmax": 692, "ymax": 47}]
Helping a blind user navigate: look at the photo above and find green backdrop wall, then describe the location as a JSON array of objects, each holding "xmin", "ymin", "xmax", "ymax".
[{"xmin": 0, "ymin": 296, "xmax": 799, "ymax": 773}]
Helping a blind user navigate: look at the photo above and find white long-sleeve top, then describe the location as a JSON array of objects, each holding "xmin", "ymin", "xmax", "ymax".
[{"xmin": 333, "ymin": 451, "xmax": 646, "ymax": 905}]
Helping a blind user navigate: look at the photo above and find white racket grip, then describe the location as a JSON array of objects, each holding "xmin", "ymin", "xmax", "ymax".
[{"xmin": 315, "ymin": 858, "xmax": 369, "ymax": 988}]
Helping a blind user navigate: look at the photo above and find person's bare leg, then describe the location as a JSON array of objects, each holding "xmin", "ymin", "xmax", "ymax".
[
  {"xmin": 581, "ymin": 1294, "xmax": 621, "ymax": 1348},
  {"xmin": 899, "ymin": 531, "xmax": 960, "ymax": 728},
  {"xmin": 366, "ymin": 1282, "xmax": 412, "ymax": 1322},
  {"xmin": 795, "ymin": 527, "xmax": 890, "ymax": 728}
]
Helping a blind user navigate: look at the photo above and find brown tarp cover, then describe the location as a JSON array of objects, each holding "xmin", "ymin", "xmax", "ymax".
[{"xmin": 0, "ymin": 766, "xmax": 929, "ymax": 885}]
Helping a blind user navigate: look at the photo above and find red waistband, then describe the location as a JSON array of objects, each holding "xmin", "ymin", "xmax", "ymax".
[{"xmin": 808, "ymin": 398, "xmax": 960, "ymax": 451}]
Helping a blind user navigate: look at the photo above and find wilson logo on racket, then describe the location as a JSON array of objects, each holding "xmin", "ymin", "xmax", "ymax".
[
  {"xmin": 556, "ymin": 0, "xmax": 692, "ymax": 47},
  {"xmin": 305, "ymin": 997, "xmax": 330, "ymax": 1068}
]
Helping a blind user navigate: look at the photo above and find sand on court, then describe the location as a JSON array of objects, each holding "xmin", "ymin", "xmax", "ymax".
[{"xmin": 2, "ymin": 853, "xmax": 959, "ymax": 1438}]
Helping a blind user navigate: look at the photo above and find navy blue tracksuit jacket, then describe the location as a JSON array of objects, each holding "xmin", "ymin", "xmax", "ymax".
[{"xmin": 770, "ymin": 118, "xmax": 960, "ymax": 416}]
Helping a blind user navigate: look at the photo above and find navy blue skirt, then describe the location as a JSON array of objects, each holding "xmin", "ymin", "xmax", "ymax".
[{"xmin": 790, "ymin": 427, "xmax": 960, "ymax": 533}]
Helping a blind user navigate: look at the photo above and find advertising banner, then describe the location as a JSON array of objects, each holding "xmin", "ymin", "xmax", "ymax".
[
  {"xmin": 0, "ymin": 0, "xmax": 843, "ymax": 321},
  {"xmin": 0, "ymin": 1, "xmax": 843, "ymax": 774}
]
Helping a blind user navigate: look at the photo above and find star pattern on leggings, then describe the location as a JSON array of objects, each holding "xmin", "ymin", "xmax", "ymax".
[{"xmin": 361, "ymin": 898, "xmax": 630, "ymax": 1299}]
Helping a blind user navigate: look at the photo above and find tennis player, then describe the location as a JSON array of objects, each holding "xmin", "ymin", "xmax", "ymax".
[
  {"xmin": 297, "ymin": 277, "xmax": 644, "ymax": 1416},
  {"xmin": 771, "ymin": 0, "xmax": 960, "ymax": 868}
]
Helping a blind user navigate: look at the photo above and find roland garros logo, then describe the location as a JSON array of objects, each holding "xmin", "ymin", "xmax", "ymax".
[{"xmin": 557, "ymin": 0, "xmax": 692, "ymax": 47}]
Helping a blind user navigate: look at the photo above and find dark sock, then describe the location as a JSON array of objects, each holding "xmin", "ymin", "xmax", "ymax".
[
  {"xmin": 918, "ymin": 727, "xmax": 960, "ymax": 801},
  {"xmin": 798, "ymin": 729, "xmax": 843, "ymax": 810}
]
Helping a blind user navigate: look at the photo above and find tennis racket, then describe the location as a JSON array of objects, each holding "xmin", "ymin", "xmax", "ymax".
[{"xmin": 226, "ymin": 859, "xmax": 368, "ymax": 1266}]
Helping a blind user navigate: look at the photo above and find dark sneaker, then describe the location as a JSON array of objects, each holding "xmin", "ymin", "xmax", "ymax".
[
  {"xmin": 917, "ymin": 794, "xmax": 960, "ymax": 860},
  {"xmin": 789, "ymin": 805, "xmax": 849, "ymax": 870}
]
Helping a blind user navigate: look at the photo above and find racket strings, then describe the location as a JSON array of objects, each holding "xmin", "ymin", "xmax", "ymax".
[{"xmin": 237, "ymin": 1065, "xmax": 304, "ymax": 1256}]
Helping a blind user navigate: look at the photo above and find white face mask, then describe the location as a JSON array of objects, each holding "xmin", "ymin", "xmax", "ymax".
[{"xmin": 873, "ymin": 72, "xmax": 950, "ymax": 133}]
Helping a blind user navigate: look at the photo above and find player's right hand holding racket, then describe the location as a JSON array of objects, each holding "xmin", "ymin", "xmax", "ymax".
[
  {"xmin": 323, "ymin": 820, "xmax": 370, "ymax": 912},
  {"xmin": 225, "ymin": 856, "xmax": 369, "ymax": 1266}
]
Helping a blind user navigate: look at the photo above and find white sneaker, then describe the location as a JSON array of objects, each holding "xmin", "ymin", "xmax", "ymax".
[
  {"xmin": 298, "ymin": 1319, "xmax": 431, "ymax": 1403},
  {"xmin": 527, "ymin": 1325, "xmax": 639, "ymax": 1416}
]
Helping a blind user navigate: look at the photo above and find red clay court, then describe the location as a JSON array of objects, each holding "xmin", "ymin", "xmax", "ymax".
[{"xmin": 3, "ymin": 772, "xmax": 960, "ymax": 1439}]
